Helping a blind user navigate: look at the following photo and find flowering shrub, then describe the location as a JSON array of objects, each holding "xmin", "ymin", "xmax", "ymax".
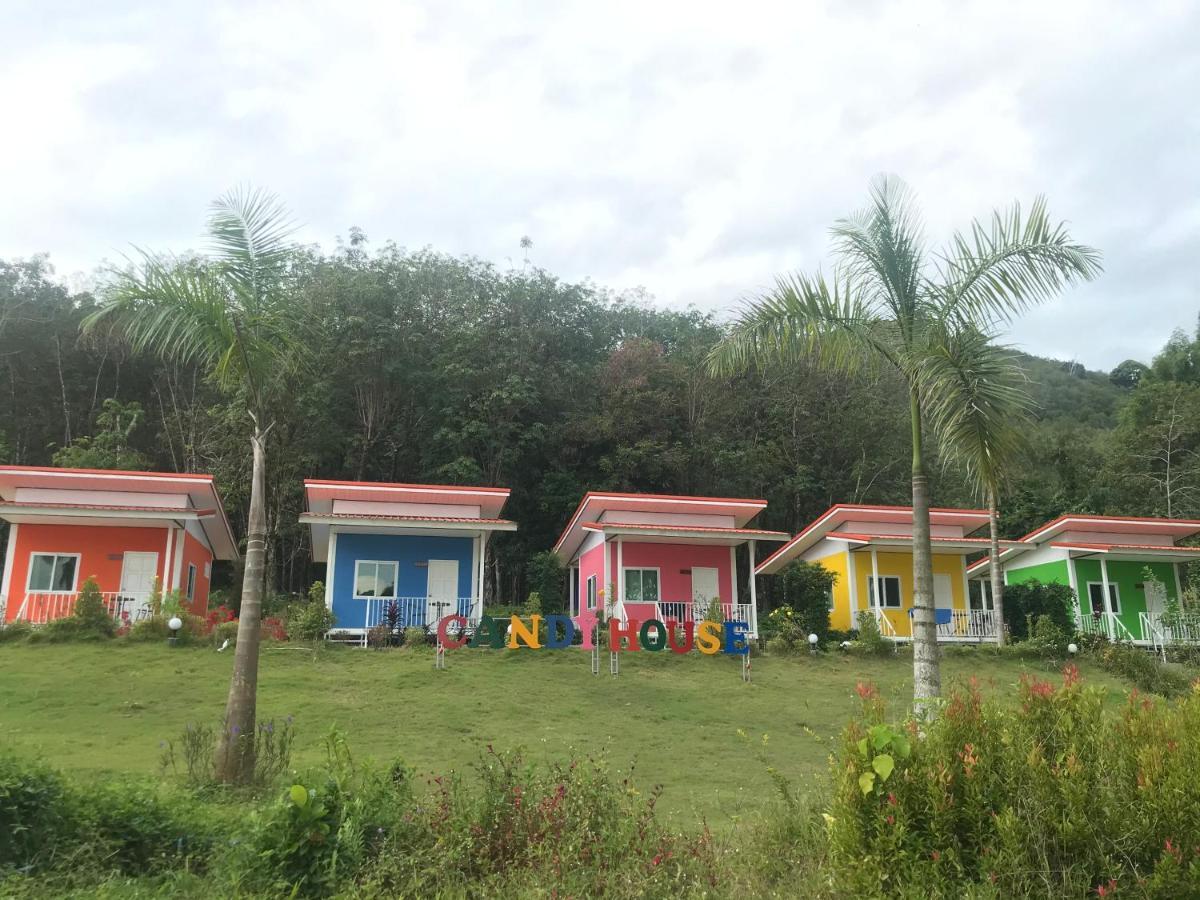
[
  {"xmin": 204, "ymin": 604, "xmax": 236, "ymax": 634},
  {"xmin": 261, "ymin": 616, "xmax": 288, "ymax": 642},
  {"xmin": 826, "ymin": 670, "xmax": 1200, "ymax": 896}
]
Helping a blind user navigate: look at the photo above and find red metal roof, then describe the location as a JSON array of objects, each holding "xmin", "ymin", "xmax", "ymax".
[
  {"xmin": 0, "ymin": 465, "xmax": 215, "ymax": 480},
  {"xmin": 300, "ymin": 512, "xmax": 515, "ymax": 525},
  {"xmin": 1021, "ymin": 514, "xmax": 1200, "ymax": 543},
  {"xmin": 0, "ymin": 501, "xmax": 216, "ymax": 515},
  {"xmin": 580, "ymin": 521, "xmax": 788, "ymax": 537},
  {"xmin": 554, "ymin": 491, "xmax": 770, "ymax": 555},
  {"xmin": 826, "ymin": 530, "xmax": 1020, "ymax": 545},
  {"xmin": 304, "ymin": 479, "xmax": 509, "ymax": 494},
  {"xmin": 1049, "ymin": 541, "xmax": 1200, "ymax": 554}
]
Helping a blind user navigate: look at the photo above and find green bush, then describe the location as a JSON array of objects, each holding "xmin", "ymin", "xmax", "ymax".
[
  {"xmin": 288, "ymin": 583, "xmax": 336, "ymax": 641},
  {"xmin": 855, "ymin": 610, "xmax": 892, "ymax": 656},
  {"xmin": 826, "ymin": 669, "xmax": 1200, "ymax": 896},
  {"xmin": 1003, "ymin": 578, "xmax": 1076, "ymax": 641},
  {"xmin": 210, "ymin": 619, "xmax": 239, "ymax": 648},
  {"xmin": 0, "ymin": 751, "xmax": 74, "ymax": 871},
  {"xmin": 72, "ymin": 576, "xmax": 116, "ymax": 639},
  {"xmin": 0, "ymin": 620, "xmax": 32, "ymax": 643},
  {"xmin": 524, "ymin": 550, "xmax": 565, "ymax": 613},
  {"xmin": 402, "ymin": 626, "xmax": 427, "ymax": 648},
  {"xmin": 127, "ymin": 616, "xmax": 172, "ymax": 642},
  {"xmin": 775, "ymin": 560, "xmax": 836, "ymax": 644},
  {"xmin": 1091, "ymin": 640, "xmax": 1193, "ymax": 697}
]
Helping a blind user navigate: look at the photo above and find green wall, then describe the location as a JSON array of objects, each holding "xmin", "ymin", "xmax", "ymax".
[
  {"xmin": 1004, "ymin": 559, "xmax": 1070, "ymax": 588},
  {"xmin": 1006, "ymin": 556, "xmax": 1180, "ymax": 640},
  {"xmin": 1073, "ymin": 559, "xmax": 1178, "ymax": 639}
]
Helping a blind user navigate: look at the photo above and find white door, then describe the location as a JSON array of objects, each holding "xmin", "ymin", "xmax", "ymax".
[
  {"xmin": 1145, "ymin": 580, "xmax": 1167, "ymax": 616},
  {"xmin": 691, "ymin": 567, "xmax": 720, "ymax": 620},
  {"xmin": 120, "ymin": 552, "xmax": 159, "ymax": 620},
  {"xmin": 933, "ymin": 574, "xmax": 954, "ymax": 609},
  {"xmin": 426, "ymin": 559, "xmax": 459, "ymax": 626}
]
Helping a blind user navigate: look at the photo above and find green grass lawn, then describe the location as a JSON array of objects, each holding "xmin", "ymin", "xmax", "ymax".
[{"xmin": 0, "ymin": 642, "xmax": 1135, "ymax": 825}]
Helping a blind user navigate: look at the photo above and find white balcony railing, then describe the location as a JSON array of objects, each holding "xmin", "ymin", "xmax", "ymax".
[
  {"xmin": 12, "ymin": 591, "xmax": 153, "ymax": 625},
  {"xmin": 936, "ymin": 609, "xmax": 1000, "ymax": 642},
  {"xmin": 1139, "ymin": 611, "xmax": 1200, "ymax": 647},
  {"xmin": 1076, "ymin": 610, "xmax": 1136, "ymax": 643},
  {"xmin": 355, "ymin": 596, "xmax": 481, "ymax": 634}
]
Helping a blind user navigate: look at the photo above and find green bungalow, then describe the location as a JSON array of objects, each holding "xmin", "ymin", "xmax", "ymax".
[{"xmin": 968, "ymin": 514, "xmax": 1200, "ymax": 648}]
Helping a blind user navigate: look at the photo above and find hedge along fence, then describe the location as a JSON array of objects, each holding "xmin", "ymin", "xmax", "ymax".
[{"xmin": 828, "ymin": 671, "xmax": 1200, "ymax": 897}]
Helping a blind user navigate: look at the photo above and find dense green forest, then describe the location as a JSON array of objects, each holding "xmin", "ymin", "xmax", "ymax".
[{"xmin": 1, "ymin": 245, "xmax": 1197, "ymax": 607}]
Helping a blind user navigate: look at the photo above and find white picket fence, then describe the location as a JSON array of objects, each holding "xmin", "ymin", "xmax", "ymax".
[{"xmin": 10, "ymin": 591, "xmax": 153, "ymax": 625}]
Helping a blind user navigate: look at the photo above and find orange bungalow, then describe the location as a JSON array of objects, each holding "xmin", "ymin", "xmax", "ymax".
[{"xmin": 0, "ymin": 466, "xmax": 238, "ymax": 625}]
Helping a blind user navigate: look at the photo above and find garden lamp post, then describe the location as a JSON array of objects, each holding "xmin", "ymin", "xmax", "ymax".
[
  {"xmin": 808, "ymin": 633, "xmax": 819, "ymax": 655},
  {"xmin": 1067, "ymin": 642, "xmax": 1078, "ymax": 656},
  {"xmin": 168, "ymin": 616, "xmax": 183, "ymax": 647}
]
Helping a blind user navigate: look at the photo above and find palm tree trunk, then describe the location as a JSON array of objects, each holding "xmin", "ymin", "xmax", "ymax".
[
  {"xmin": 988, "ymin": 488, "xmax": 1006, "ymax": 646},
  {"xmin": 909, "ymin": 389, "xmax": 941, "ymax": 714},
  {"xmin": 215, "ymin": 422, "xmax": 267, "ymax": 783}
]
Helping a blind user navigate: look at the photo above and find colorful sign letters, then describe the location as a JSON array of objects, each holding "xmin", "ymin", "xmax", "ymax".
[{"xmin": 436, "ymin": 608, "xmax": 750, "ymax": 655}]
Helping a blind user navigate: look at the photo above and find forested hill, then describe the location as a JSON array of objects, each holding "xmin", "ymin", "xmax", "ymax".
[{"xmin": 0, "ymin": 249, "xmax": 1194, "ymax": 605}]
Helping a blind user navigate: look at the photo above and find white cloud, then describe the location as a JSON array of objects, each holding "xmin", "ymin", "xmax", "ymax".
[{"xmin": 1, "ymin": 0, "xmax": 1197, "ymax": 368}]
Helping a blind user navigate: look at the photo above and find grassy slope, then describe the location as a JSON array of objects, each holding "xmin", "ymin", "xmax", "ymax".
[{"xmin": 0, "ymin": 642, "xmax": 1134, "ymax": 824}]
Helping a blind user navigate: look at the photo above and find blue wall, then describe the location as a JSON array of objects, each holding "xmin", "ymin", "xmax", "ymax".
[{"xmin": 330, "ymin": 532, "xmax": 475, "ymax": 628}]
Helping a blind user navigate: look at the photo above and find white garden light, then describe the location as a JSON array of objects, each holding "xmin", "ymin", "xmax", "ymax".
[
  {"xmin": 1067, "ymin": 642, "xmax": 1078, "ymax": 655},
  {"xmin": 168, "ymin": 616, "xmax": 183, "ymax": 647},
  {"xmin": 808, "ymin": 633, "xmax": 819, "ymax": 654}
]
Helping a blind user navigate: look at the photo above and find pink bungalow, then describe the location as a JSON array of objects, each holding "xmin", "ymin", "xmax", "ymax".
[
  {"xmin": 552, "ymin": 491, "xmax": 789, "ymax": 636},
  {"xmin": 0, "ymin": 466, "xmax": 238, "ymax": 625}
]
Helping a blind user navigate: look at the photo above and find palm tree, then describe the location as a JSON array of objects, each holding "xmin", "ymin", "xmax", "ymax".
[
  {"xmin": 707, "ymin": 176, "xmax": 1100, "ymax": 713},
  {"xmin": 921, "ymin": 328, "xmax": 1036, "ymax": 646},
  {"xmin": 84, "ymin": 188, "xmax": 307, "ymax": 782}
]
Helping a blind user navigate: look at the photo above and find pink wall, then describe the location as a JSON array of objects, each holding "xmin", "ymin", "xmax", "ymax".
[
  {"xmin": 576, "ymin": 541, "xmax": 605, "ymax": 612},
  {"xmin": 574, "ymin": 539, "xmax": 738, "ymax": 619}
]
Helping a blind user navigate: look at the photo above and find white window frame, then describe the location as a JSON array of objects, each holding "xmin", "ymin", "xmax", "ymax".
[
  {"xmin": 186, "ymin": 564, "xmax": 197, "ymax": 602},
  {"xmin": 623, "ymin": 567, "xmax": 661, "ymax": 604},
  {"xmin": 353, "ymin": 560, "xmax": 399, "ymax": 600},
  {"xmin": 26, "ymin": 552, "xmax": 81, "ymax": 594},
  {"xmin": 868, "ymin": 575, "xmax": 902, "ymax": 609},
  {"xmin": 586, "ymin": 574, "xmax": 598, "ymax": 610},
  {"xmin": 1087, "ymin": 582, "xmax": 1121, "ymax": 615},
  {"xmin": 969, "ymin": 580, "xmax": 995, "ymax": 611}
]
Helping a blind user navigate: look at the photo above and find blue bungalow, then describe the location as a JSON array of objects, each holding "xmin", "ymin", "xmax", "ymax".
[{"xmin": 301, "ymin": 479, "xmax": 517, "ymax": 642}]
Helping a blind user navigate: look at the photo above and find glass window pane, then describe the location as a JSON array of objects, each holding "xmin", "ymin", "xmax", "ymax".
[
  {"xmin": 885, "ymin": 578, "xmax": 900, "ymax": 608},
  {"xmin": 52, "ymin": 556, "xmax": 76, "ymax": 592},
  {"xmin": 378, "ymin": 565, "xmax": 396, "ymax": 598},
  {"xmin": 356, "ymin": 562, "xmax": 378, "ymax": 596},
  {"xmin": 625, "ymin": 570, "xmax": 642, "ymax": 603},
  {"xmin": 28, "ymin": 555, "xmax": 53, "ymax": 591},
  {"xmin": 1088, "ymin": 584, "xmax": 1104, "ymax": 613},
  {"xmin": 643, "ymin": 571, "xmax": 659, "ymax": 603}
]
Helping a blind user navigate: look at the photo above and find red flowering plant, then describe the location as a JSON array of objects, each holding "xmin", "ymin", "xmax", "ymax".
[
  {"xmin": 204, "ymin": 604, "xmax": 237, "ymax": 635},
  {"xmin": 261, "ymin": 616, "xmax": 288, "ymax": 642},
  {"xmin": 826, "ymin": 666, "xmax": 1200, "ymax": 896}
]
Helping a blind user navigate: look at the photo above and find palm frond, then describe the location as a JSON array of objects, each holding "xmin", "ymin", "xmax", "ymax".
[
  {"xmin": 208, "ymin": 186, "xmax": 298, "ymax": 306},
  {"xmin": 917, "ymin": 326, "xmax": 1033, "ymax": 496},
  {"xmin": 934, "ymin": 196, "xmax": 1102, "ymax": 328},
  {"xmin": 831, "ymin": 174, "xmax": 927, "ymax": 329},
  {"xmin": 706, "ymin": 271, "xmax": 897, "ymax": 378},
  {"xmin": 84, "ymin": 252, "xmax": 235, "ymax": 377}
]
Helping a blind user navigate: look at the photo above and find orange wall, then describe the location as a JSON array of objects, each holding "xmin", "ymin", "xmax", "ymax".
[
  {"xmin": 4, "ymin": 523, "xmax": 171, "ymax": 622},
  {"xmin": 178, "ymin": 528, "xmax": 213, "ymax": 614}
]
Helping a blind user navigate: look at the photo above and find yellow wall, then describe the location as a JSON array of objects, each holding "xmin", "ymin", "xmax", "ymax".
[
  {"xmin": 811, "ymin": 547, "xmax": 967, "ymax": 636},
  {"xmin": 809, "ymin": 549, "xmax": 852, "ymax": 630}
]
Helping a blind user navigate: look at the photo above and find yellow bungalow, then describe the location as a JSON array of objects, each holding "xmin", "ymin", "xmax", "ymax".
[{"xmin": 755, "ymin": 504, "xmax": 1023, "ymax": 641}]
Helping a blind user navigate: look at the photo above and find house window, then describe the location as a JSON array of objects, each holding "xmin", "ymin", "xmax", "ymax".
[
  {"xmin": 586, "ymin": 574, "xmax": 598, "ymax": 610},
  {"xmin": 186, "ymin": 564, "xmax": 197, "ymax": 602},
  {"xmin": 868, "ymin": 576, "xmax": 902, "ymax": 608},
  {"xmin": 623, "ymin": 568, "xmax": 660, "ymax": 603},
  {"xmin": 354, "ymin": 560, "xmax": 398, "ymax": 599},
  {"xmin": 27, "ymin": 553, "xmax": 79, "ymax": 593},
  {"xmin": 827, "ymin": 585, "xmax": 836, "ymax": 611},
  {"xmin": 1087, "ymin": 582, "xmax": 1121, "ymax": 615},
  {"xmin": 969, "ymin": 580, "xmax": 995, "ymax": 611}
]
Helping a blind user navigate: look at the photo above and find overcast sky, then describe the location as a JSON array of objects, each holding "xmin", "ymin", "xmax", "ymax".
[{"xmin": 2, "ymin": 1, "xmax": 1197, "ymax": 370}]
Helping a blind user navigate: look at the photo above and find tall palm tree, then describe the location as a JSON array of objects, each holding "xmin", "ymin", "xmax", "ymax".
[
  {"xmin": 921, "ymin": 328, "xmax": 1036, "ymax": 646},
  {"xmin": 707, "ymin": 176, "xmax": 1100, "ymax": 713},
  {"xmin": 84, "ymin": 188, "xmax": 306, "ymax": 782}
]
